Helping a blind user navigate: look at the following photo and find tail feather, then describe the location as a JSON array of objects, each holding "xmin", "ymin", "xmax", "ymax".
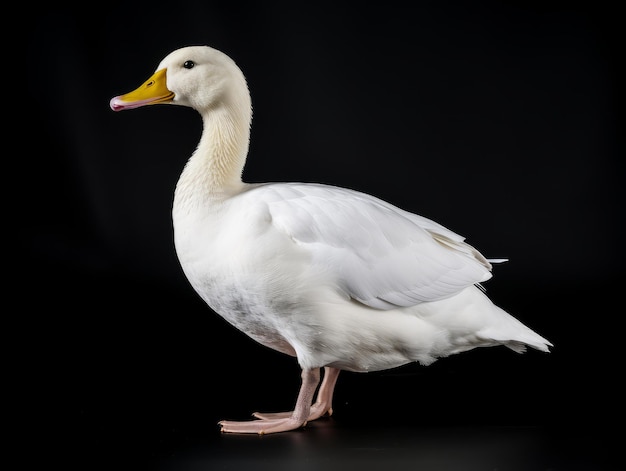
[
  {"xmin": 488, "ymin": 328, "xmax": 553, "ymax": 353},
  {"xmin": 480, "ymin": 305, "xmax": 553, "ymax": 353},
  {"xmin": 504, "ymin": 337, "xmax": 552, "ymax": 354}
]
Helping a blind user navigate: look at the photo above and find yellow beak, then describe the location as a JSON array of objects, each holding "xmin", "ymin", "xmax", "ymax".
[{"xmin": 110, "ymin": 68, "xmax": 174, "ymax": 111}]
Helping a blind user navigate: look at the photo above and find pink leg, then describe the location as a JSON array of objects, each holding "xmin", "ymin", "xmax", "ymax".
[
  {"xmin": 309, "ymin": 366, "xmax": 340, "ymax": 420},
  {"xmin": 253, "ymin": 367, "xmax": 340, "ymax": 421},
  {"xmin": 219, "ymin": 368, "xmax": 320, "ymax": 435}
]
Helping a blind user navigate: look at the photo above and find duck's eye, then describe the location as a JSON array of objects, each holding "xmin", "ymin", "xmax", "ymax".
[{"xmin": 183, "ymin": 60, "xmax": 195, "ymax": 69}]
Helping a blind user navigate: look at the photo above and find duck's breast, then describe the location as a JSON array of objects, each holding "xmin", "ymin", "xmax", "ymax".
[{"xmin": 172, "ymin": 191, "xmax": 324, "ymax": 356}]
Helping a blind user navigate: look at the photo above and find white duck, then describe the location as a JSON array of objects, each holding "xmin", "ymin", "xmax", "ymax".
[{"xmin": 110, "ymin": 45, "xmax": 552, "ymax": 435}]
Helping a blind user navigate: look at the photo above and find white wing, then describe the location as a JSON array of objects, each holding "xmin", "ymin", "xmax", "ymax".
[{"xmin": 254, "ymin": 182, "xmax": 496, "ymax": 310}]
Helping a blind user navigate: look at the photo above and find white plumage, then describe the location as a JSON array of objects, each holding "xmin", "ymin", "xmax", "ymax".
[{"xmin": 110, "ymin": 45, "xmax": 552, "ymax": 434}]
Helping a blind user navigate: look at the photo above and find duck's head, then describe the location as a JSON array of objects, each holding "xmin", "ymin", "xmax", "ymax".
[{"xmin": 110, "ymin": 45, "xmax": 250, "ymax": 114}]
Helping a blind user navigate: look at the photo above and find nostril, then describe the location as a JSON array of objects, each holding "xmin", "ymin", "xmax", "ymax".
[{"xmin": 147, "ymin": 80, "xmax": 154, "ymax": 87}]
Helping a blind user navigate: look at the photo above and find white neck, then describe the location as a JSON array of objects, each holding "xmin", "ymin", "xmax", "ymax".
[{"xmin": 174, "ymin": 99, "xmax": 251, "ymax": 211}]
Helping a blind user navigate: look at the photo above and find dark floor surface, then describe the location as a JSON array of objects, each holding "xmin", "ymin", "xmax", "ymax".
[
  {"xmin": 64, "ymin": 416, "xmax": 612, "ymax": 471},
  {"xmin": 162, "ymin": 423, "xmax": 610, "ymax": 471}
]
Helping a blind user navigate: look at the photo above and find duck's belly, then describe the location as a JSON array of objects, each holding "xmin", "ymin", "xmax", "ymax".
[
  {"xmin": 189, "ymin": 271, "xmax": 301, "ymax": 357},
  {"xmin": 182, "ymin": 251, "xmax": 453, "ymax": 373}
]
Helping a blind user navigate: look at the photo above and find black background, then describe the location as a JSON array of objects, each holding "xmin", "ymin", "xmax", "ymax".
[{"xmin": 24, "ymin": 1, "xmax": 621, "ymax": 470}]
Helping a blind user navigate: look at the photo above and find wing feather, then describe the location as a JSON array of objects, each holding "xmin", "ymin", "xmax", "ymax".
[{"xmin": 255, "ymin": 182, "xmax": 496, "ymax": 310}]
